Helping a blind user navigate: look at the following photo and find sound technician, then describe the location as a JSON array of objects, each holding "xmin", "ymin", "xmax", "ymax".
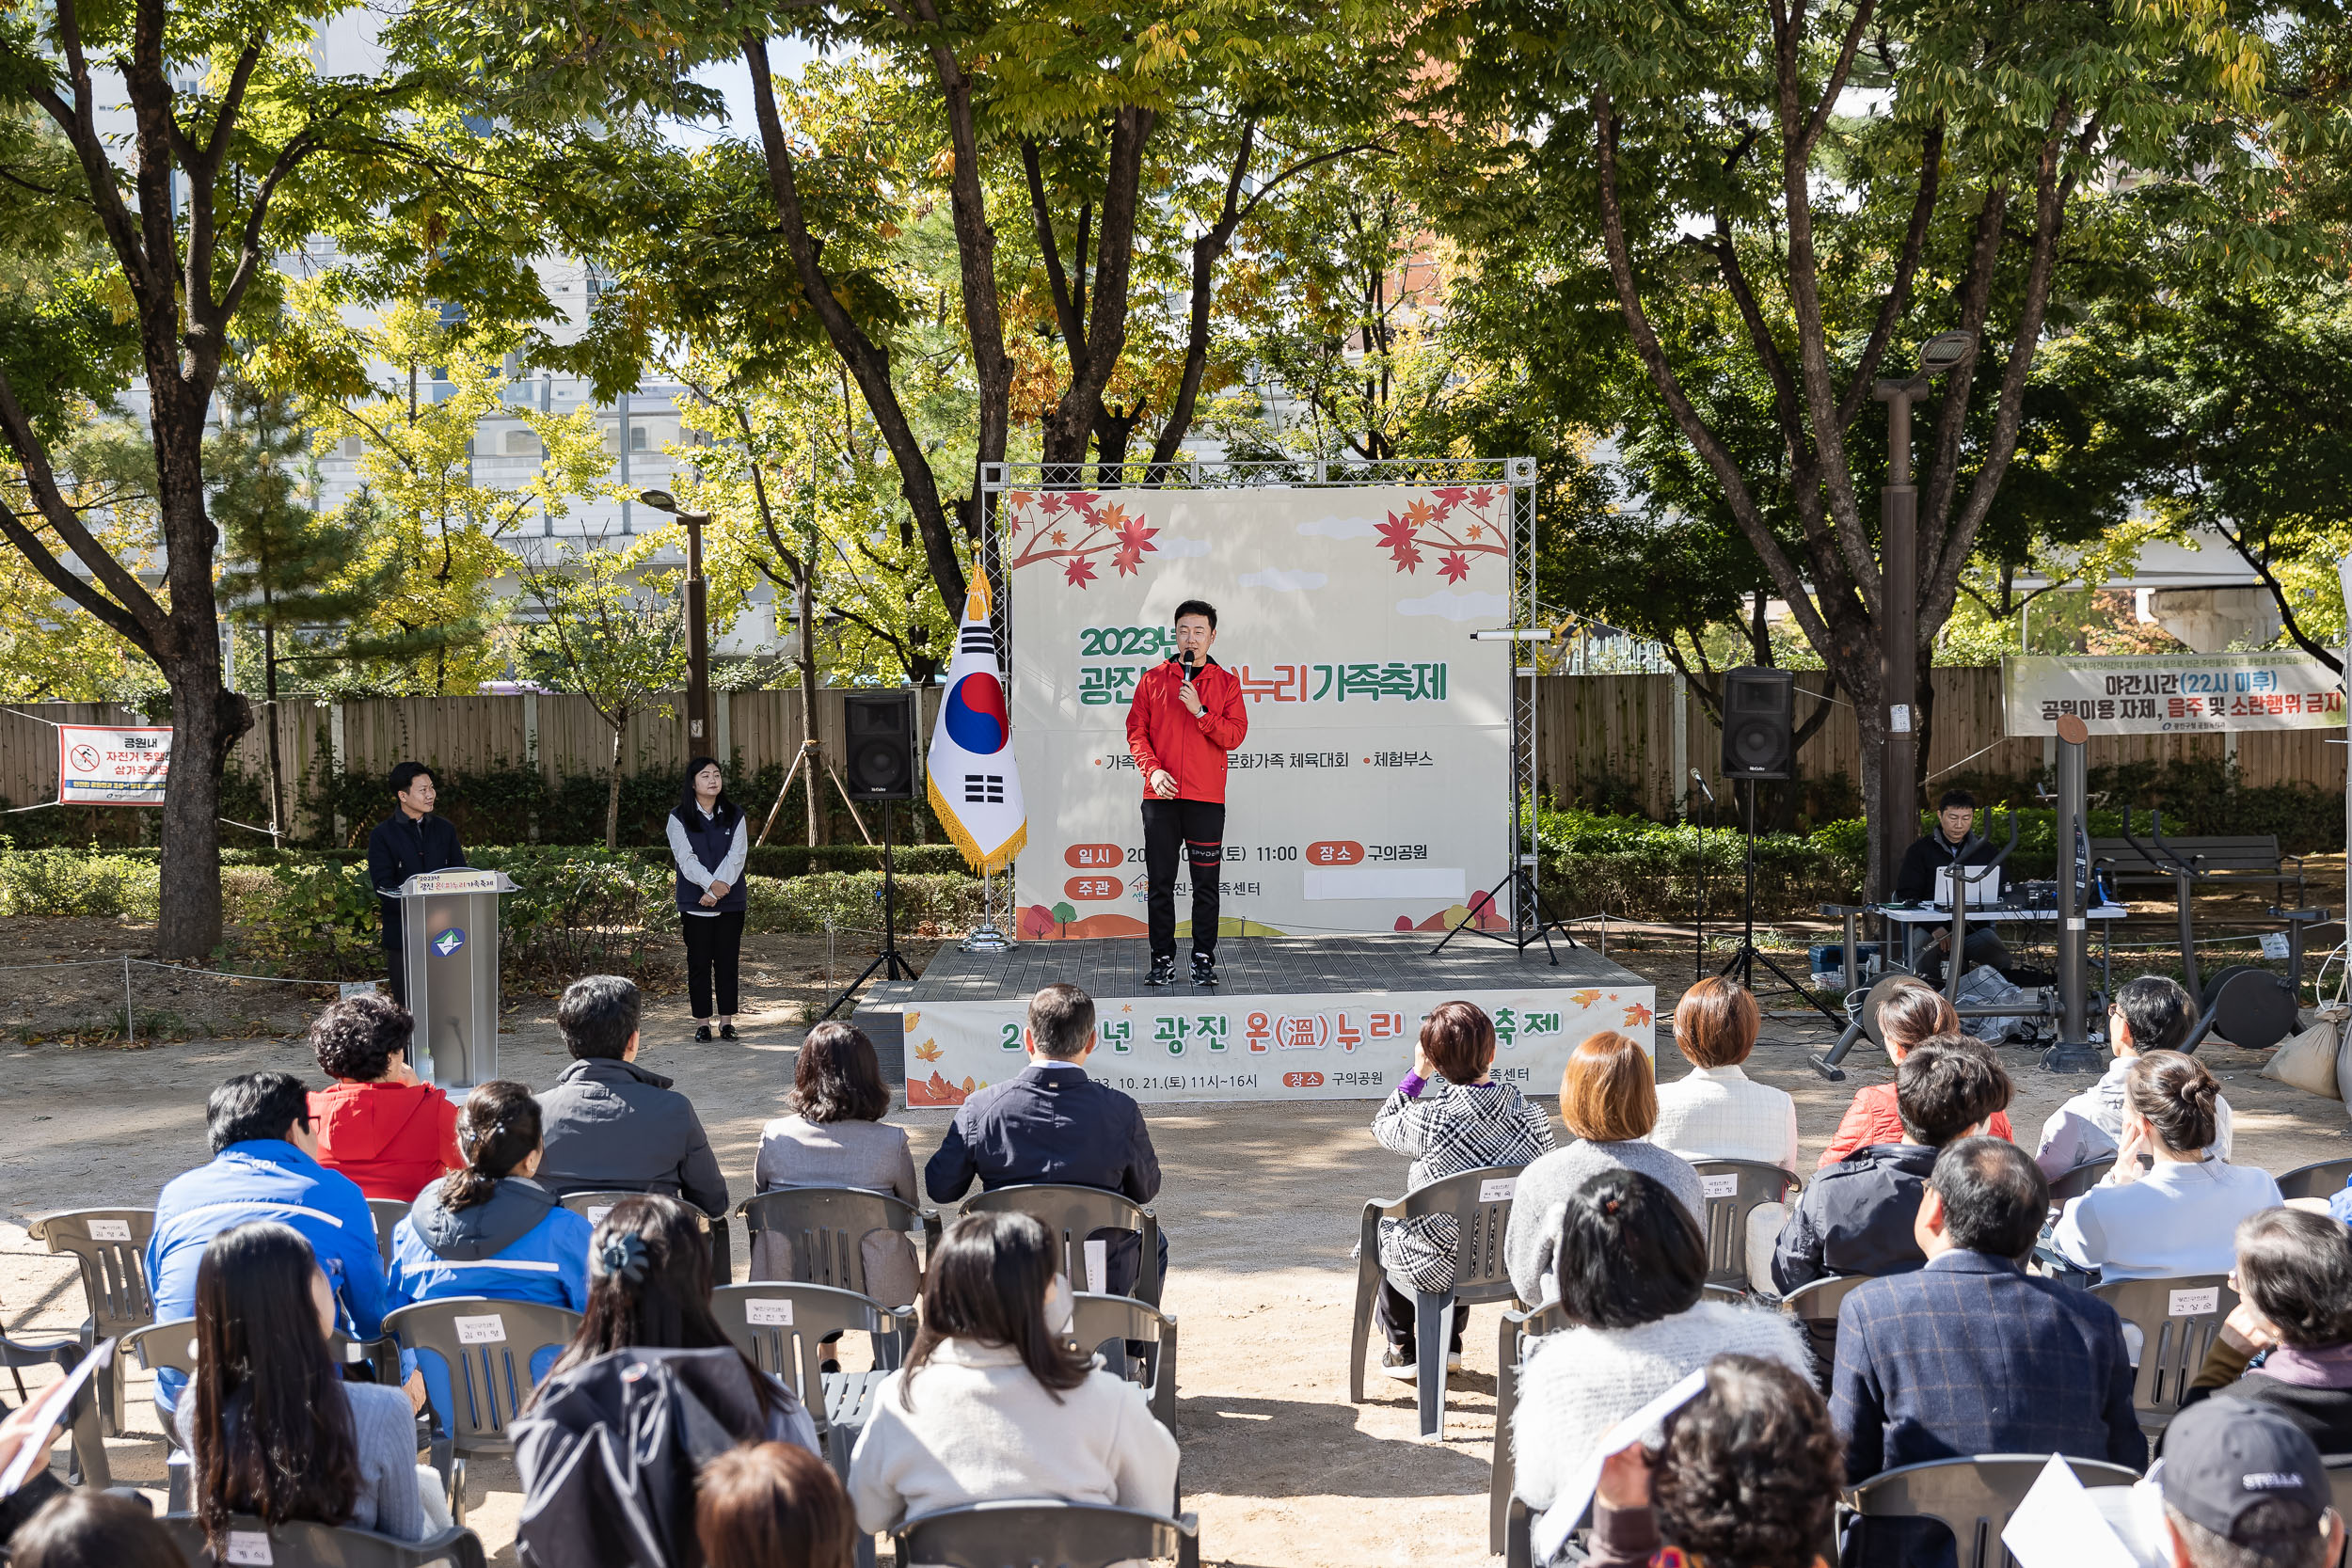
[{"xmin": 1123, "ymin": 600, "xmax": 1248, "ymax": 988}]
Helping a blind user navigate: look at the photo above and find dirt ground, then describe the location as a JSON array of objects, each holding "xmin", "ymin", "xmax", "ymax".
[{"xmin": 3, "ymin": 919, "xmax": 2349, "ymax": 1567}]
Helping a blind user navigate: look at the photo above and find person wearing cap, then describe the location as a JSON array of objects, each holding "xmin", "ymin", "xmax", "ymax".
[{"xmin": 2160, "ymin": 1398, "xmax": 2344, "ymax": 1568}]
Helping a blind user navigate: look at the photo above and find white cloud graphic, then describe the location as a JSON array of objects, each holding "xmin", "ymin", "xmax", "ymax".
[
  {"xmin": 1395, "ymin": 589, "xmax": 1509, "ymax": 621},
  {"xmin": 1296, "ymin": 515, "xmax": 1379, "ymax": 540},
  {"xmin": 1238, "ymin": 568, "xmax": 1327, "ymax": 593},
  {"xmin": 1152, "ymin": 534, "xmax": 1212, "ymax": 558}
]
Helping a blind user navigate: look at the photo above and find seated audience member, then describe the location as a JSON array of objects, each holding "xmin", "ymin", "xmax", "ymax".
[
  {"xmin": 925, "ymin": 983, "xmax": 1167, "ymax": 1295},
  {"xmin": 1513, "ymin": 1171, "xmax": 1810, "ymax": 1540},
  {"xmin": 180, "ymin": 1222, "xmax": 446, "ymax": 1549},
  {"xmin": 1833, "ymin": 1138, "xmax": 2143, "ymax": 1498},
  {"xmin": 847, "ymin": 1212, "xmax": 1179, "ymax": 1536},
  {"xmin": 2038, "ymin": 973, "xmax": 2233, "ymax": 1178},
  {"xmin": 2051, "ymin": 1051, "xmax": 2282, "ymax": 1281},
  {"xmin": 1648, "ymin": 976, "xmax": 1801, "ymax": 1170},
  {"xmin": 304, "ymin": 992, "xmax": 462, "ymax": 1201},
  {"xmin": 147, "ymin": 1071, "xmax": 395, "ymax": 1413},
  {"xmin": 541, "ymin": 1195, "xmax": 819, "ymax": 1452},
  {"xmin": 1818, "ymin": 981, "xmax": 2016, "ymax": 1168},
  {"xmin": 1584, "ymin": 1354, "xmax": 1843, "ymax": 1568},
  {"xmin": 697, "ymin": 1441, "xmax": 857, "ymax": 1568},
  {"xmin": 4, "ymin": 1489, "xmax": 183, "ymax": 1568},
  {"xmin": 752, "ymin": 1021, "xmax": 920, "ymax": 1307},
  {"xmin": 536, "ymin": 974, "xmax": 729, "ymax": 1216},
  {"xmin": 2160, "ymin": 1399, "xmax": 2347, "ymax": 1568},
  {"xmin": 2177, "ymin": 1207, "xmax": 2352, "ymax": 1454},
  {"xmin": 1771, "ymin": 1037, "xmax": 2010, "ymax": 1297},
  {"xmin": 1506, "ymin": 1030, "xmax": 1700, "ymax": 1307},
  {"xmin": 1372, "ymin": 1001, "xmax": 1556, "ymax": 1375}
]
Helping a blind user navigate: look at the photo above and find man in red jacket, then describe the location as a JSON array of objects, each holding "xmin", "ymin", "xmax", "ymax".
[{"xmin": 1125, "ymin": 599, "xmax": 1248, "ymax": 986}]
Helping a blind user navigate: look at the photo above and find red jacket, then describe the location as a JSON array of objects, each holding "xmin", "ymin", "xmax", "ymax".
[
  {"xmin": 309, "ymin": 1080, "xmax": 464, "ymax": 1201},
  {"xmin": 1817, "ymin": 1080, "xmax": 2014, "ymax": 1169},
  {"xmin": 1125, "ymin": 656, "xmax": 1248, "ymax": 803}
]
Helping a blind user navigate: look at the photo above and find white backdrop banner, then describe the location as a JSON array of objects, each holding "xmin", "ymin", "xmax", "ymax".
[
  {"xmin": 2003, "ymin": 652, "xmax": 2346, "ymax": 736},
  {"xmin": 56, "ymin": 723, "xmax": 172, "ymax": 804},
  {"xmin": 902, "ymin": 986, "xmax": 1657, "ymax": 1107},
  {"xmin": 1003, "ymin": 484, "xmax": 1513, "ymax": 941}
]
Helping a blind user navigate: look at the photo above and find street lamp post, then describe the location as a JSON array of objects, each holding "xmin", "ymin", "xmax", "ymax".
[
  {"xmin": 639, "ymin": 489, "xmax": 712, "ymax": 749},
  {"xmin": 1870, "ymin": 329, "xmax": 1976, "ymax": 899}
]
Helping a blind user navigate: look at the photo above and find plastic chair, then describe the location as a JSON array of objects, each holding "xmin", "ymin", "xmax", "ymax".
[
  {"xmin": 961, "ymin": 1184, "xmax": 1163, "ymax": 1307},
  {"xmin": 2047, "ymin": 1157, "xmax": 2119, "ymax": 1204},
  {"xmin": 2328, "ymin": 1459, "xmax": 2352, "ymax": 1523},
  {"xmin": 1847, "ymin": 1454, "xmax": 2141, "ymax": 1568},
  {"xmin": 1780, "ymin": 1274, "xmax": 1867, "ymax": 1383},
  {"xmin": 1070, "ymin": 1291, "xmax": 1179, "ymax": 1429},
  {"xmin": 28, "ymin": 1206, "xmax": 156, "ymax": 1435},
  {"xmin": 369, "ymin": 1198, "xmax": 409, "ymax": 1264},
  {"xmin": 558, "ymin": 1189, "xmax": 732, "ymax": 1285},
  {"xmin": 0, "ymin": 1323, "xmax": 111, "ymax": 1489},
  {"xmin": 1689, "ymin": 1161, "xmax": 1801, "ymax": 1292},
  {"xmin": 2277, "ymin": 1157, "xmax": 2352, "ymax": 1204},
  {"xmin": 383, "ymin": 1297, "xmax": 581, "ymax": 1525},
  {"xmin": 1488, "ymin": 1299, "xmax": 1567, "ymax": 1555},
  {"xmin": 2095, "ymin": 1273, "xmax": 2238, "ymax": 1433},
  {"xmin": 1347, "ymin": 1163, "xmax": 1525, "ymax": 1440},
  {"xmin": 709, "ymin": 1282, "xmax": 900, "ymax": 1470},
  {"xmin": 157, "ymin": 1513, "xmax": 487, "ymax": 1568},
  {"xmin": 896, "ymin": 1498, "xmax": 1201, "ymax": 1568},
  {"xmin": 738, "ymin": 1185, "xmax": 940, "ymax": 1307}
]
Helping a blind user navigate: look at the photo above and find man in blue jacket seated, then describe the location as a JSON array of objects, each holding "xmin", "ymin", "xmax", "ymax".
[
  {"xmin": 148, "ymin": 1070, "xmax": 412, "ymax": 1413},
  {"xmin": 924, "ymin": 982, "xmax": 1168, "ymax": 1296}
]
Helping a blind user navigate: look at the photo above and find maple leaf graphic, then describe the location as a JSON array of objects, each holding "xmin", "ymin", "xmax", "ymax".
[
  {"xmin": 1438, "ymin": 550, "xmax": 1472, "ymax": 585},
  {"xmin": 1570, "ymin": 989, "xmax": 1604, "ymax": 1007},
  {"xmin": 1064, "ymin": 555, "xmax": 1099, "ymax": 588},
  {"xmin": 1113, "ymin": 545, "xmax": 1144, "ymax": 577},
  {"xmin": 1623, "ymin": 1002, "xmax": 1655, "ymax": 1028},
  {"xmin": 913, "ymin": 1039, "xmax": 943, "ymax": 1064},
  {"xmin": 1432, "ymin": 486, "xmax": 1470, "ymax": 507},
  {"xmin": 1036, "ymin": 492, "xmax": 1067, "ymax": 515},
  {"xmin": 1375, "ymin": 515, "xmax": 1423, "ymax": 573},
  {"xmin": 1051, "ymin": 529, "xmax": 1068, "ymax": 546},
  {"xmin": 1112, "ymin": 510, "xmax": 1157, "ymax": 556},
  {"xmin": 1403, "ymin": 497, "xmax": 1438, "ymax": 527}
]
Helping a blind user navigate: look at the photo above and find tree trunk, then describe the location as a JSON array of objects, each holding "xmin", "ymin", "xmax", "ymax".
[
  {"xmin": 157, "ymin": 664, "xmax": 245, "ymax": 958},
  {"xmin": 605, "ymin": 721, "xmax": 624, "ymax": 850}
]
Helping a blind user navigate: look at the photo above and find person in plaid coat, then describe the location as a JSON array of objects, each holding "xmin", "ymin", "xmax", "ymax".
[{"xmin": 1371, "ymin": 1001, "xmax": 1556, "ymax": 1377}]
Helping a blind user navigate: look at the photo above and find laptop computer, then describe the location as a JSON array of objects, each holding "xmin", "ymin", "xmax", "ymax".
[{"xmin": 1933, "ymin": 864, "xmax": 2002, "ymax": 908}]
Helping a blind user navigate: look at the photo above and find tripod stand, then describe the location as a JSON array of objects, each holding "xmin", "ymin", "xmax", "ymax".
[
  {"xmin": 1717, "ymin": 779, "xmax": 1844, "ymax": 1024},
  {"xmin": 1429, "ymin": 859, "xmax": 1579, "ymax": 962},
  {"xmin": 818, "ymin": 800, "xmax": 918, "ymax": 1021}
]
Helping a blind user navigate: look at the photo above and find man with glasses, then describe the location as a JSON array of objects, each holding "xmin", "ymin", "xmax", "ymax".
[{"xmin": 2033, "ymin": 973, "xmax": 2233, "ymax": 1180}]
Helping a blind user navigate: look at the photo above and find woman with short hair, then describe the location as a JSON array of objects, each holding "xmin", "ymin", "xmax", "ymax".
[
  {"xmin": 1369, "ymin": 1000, "xmax": 1557, "ymax": 1377},
  {"xmin": 847, "ymin": 1212, "xmax": 1178, "ymax": 1536},
  {"xmin": 751, "ymin": 1022, "xmax": 920, "ymax": 1307},
  {"xmin": 305, "ymin": 992, "xmax": 462, "ymax": 1201},
  {"xmin": 2052, "ymin": 1052, "xmax": 2283, "ymax": 1280},
  {"xmin": 1503, "ymin": 1030, "xmax": 1704, "ymax": 1307},
  {"xmin": 669, "ymin": 755, "xmax": 750, "ymax": 1041},
  {"xmin": 1817, "ymin": 980, "xmax": 2016, "ymax": 1167},
  {"xmin": 697, "ymin": 1442, "xmax": 858, "ymax": 1568},
  {"xmin": 1513, "ymin": 1172, "xmax": 1812, "ymax": 1544},
  {"xmin": 2177, "ymin": 1206, "xmax": 2352, "ymax": 1453},
  {"xmin": 1648, "ymin": 976, "xmax": 1801, "ymax": 1169}
]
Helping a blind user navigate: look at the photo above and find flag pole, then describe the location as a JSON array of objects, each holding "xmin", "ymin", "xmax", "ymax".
[{"xmin": 964, "ymin": 860, "xmax": 1015, "ymax": 953}]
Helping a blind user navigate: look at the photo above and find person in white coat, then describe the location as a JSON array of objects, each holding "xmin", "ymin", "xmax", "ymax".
[{"xmin": 849, "ymin": 1211, "xmax": 1179, "ymax": 1540}]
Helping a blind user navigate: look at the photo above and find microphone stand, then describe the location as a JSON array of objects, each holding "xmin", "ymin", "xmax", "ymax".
[{"xmin": 1690, "ymin": 768, "xmax": 1713, "ymax": 982}]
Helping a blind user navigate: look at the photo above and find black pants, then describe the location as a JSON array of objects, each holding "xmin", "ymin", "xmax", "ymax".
[
  {"xmin": 1914, "ymin": 925, "xmax": 2010, "ymax": 988},
  {"xmin": 1142, "ymin": 799, "xmax": 1226, "ymax": 961},
  {"xmin": 1375, "ymin": 1275, "xmax": 1464, "ymax": 1358},
  {"xmin": 383, "ymin": 942, "xmax": 408, "ymax": 1010},
  {"xmin": 682, "ymin": 910, "xmax": 744, "ymax": 1019}
]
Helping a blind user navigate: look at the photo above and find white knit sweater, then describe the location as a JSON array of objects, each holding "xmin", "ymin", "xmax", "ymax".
[
  {"xmin": 848, "ymin": 1338, "xmax": 1181, "ymax": 1537},
  {"xmin": 1510, "ymin": 1300, "xmax": 1812, "ymax": 1513}
]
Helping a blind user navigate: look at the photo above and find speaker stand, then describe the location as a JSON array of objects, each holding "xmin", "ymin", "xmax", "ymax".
[
  {"xmin": 1716, "ymin": 779, "xmax": 1844, "ymax": 1027},
  {"xmin": 818, "ymin": 800, "xmax": 919, "ymax": 1021}
]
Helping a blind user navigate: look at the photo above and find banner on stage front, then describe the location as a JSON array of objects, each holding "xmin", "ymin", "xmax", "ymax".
[
  {"xmin": 2004, "ymin": 652, "xmax": 2345, "ymax": 736},
  {"xmin": 57, "ymin": 723, "xmax": 171, "ymax": 804},
  {"xmin": 902, "ymin": 984, "xmax": 1657, "ymax": 1107},
  {"xmin": 1005, "ymin": 483, "xmax": 1513, "ymax": 940}
]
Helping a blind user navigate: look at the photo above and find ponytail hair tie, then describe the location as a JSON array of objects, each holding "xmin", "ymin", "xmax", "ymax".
[{"xmin": 595, "ymin": 1231, "xmax": 651, "ymax": 1286}]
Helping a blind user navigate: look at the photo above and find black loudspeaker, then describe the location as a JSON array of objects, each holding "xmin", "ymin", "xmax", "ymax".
[
  {"xmin": 842, "ymin": 691, "xmax": 917, "ymax": 800},
  {"xmin": 1720, "ymin": 667, "xmax": 1794, "ymax": 780}
]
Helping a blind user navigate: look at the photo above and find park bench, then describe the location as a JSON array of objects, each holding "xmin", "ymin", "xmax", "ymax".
[{"xmin": 2090, "ymin": 832, "xmax": 2305, "ymax": 904}]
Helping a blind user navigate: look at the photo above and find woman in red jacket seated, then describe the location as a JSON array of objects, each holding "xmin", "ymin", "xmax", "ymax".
[
  {"xmin": 306, "ymin": 993, "xmax": 462, "ymax": 1200},
  {"xmin": 1816, "ymin": 981, "xmax": 2012, "ymax": 1167}
]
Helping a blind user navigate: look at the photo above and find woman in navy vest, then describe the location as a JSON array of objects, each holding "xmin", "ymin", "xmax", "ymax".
[{"xmin": 666, "ymin": 756, "xmax": 749, "ymax": 1040}]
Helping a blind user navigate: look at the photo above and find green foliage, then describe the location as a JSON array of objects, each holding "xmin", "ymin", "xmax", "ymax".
[
  {"xmin": 0, "ymin": 845, "xmax": 160, "ymax": 917},
  {"xmin": 745, "ymin": 872, "xmax": 983, "ymax": 935},
  {"xmin": 240, "ymin": 860, "xmax": 381, "ymax": 966},
  {"xmin": 1534, "ymin": 806, "xmax": 1866, "ymax": 922}
]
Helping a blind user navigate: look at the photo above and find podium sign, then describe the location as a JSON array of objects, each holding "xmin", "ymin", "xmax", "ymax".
[{"xmin": 395, "ymin": 869, "xmax": 519, "ymax": 1088}]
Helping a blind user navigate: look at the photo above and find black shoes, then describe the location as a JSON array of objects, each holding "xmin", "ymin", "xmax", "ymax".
[
  {"xmin": 1191, "ymin": 954, "xmax": 1218, "ymax": 987},
  {"xmin": 720, "ymin": 1022, "xmax": 738, "ymax": 1040},
  {"xmin": 1147, "ymin": 957, "xmax": 1177, "ymax": 987},
  {"xmin": 694, "ymin": 1024, "xmax": 713, "ymax": 1042}
]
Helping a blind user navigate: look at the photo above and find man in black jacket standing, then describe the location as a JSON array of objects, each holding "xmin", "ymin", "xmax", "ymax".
[{"xmin": 367, "ymin": 761, "xmax": 468, "ymax": 1007}]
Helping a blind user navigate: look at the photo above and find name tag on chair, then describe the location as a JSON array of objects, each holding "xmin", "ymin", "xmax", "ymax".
[
  {"xmin": 88, "ymin": 1219, "xmax": 132, "ymax": 1243},
  {"xmin": 587, "ymin": 1207, "xmax": 614, "ymax": 1226},
  {"xmin": 453, "ymin": 1314, "xmax": 508, "ymax": 1345},
  {"xmin": 1479, "ymin": 1178, "xmax": 1518, "ymax": 1203},
  {"xmin": 746, "ymin": 1299, "xmax": 795, "ymax": 1326},
  {"xmin": 225, "ymin": 1530, "xmax": 274, "ymax": 1564},
  {"xmin": 2169, "ymin": 1288, "xmax": 2219, "ymax": 1317},
  {"xmin": 1084, "ymin": 1239, "xmax": 1108, "ymax": 1295},
  {"xmin": 1701, "ymin": 1175, "xmax": 1740, "ymax": 1200}
]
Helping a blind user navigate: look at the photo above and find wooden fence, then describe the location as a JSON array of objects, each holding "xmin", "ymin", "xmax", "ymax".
[{"xmin": 2, "ymin": 668, "xmax": 2338, "ymax": 833}]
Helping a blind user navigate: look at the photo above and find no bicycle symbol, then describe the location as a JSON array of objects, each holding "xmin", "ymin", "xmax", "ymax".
[{"xmin": 69, "ymin": 744, "xmax": 99, "ymax": 772}]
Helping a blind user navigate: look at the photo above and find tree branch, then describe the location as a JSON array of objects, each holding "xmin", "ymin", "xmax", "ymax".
[
  {"xmin": 1022, "ymin": 139, "xmax": 1086, "ymax": 357},
  {"xmin": 1836, "ymin": 115, "xmax": 1945, "ymax": 430}
]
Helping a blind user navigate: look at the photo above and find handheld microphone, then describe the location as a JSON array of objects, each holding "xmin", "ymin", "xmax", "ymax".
[
  {"xmin": 1179, "ymin": 650, "xmax": 1197, "ymax": 685},
  {"xmin": 1689, "ymin": 768, "xmax": 1715, "ymax": 805}
]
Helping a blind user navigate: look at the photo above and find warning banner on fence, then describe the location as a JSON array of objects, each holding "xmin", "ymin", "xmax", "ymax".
[
  {"xmin": 57, "ymin": 723, "xmax": 171, "ymax": 804},
  {"xmin": 2004, "ymin": 653, "xmax": 2346, "ymax": 736}
]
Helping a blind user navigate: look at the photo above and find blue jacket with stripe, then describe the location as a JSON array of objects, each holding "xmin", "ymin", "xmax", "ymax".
[
  {"xmin": 147, "ymin": 1139, "xmax": 390, "ymax": 1409},
  {"xmin": 388, "ymin": 1175, "xmax": 591, "ymax": 1313}
]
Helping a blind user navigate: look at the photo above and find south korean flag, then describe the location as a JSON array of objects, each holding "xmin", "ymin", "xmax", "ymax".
[{"xmin": 926, "ymin": 572, "xmax": 1026, "ymax": 873}]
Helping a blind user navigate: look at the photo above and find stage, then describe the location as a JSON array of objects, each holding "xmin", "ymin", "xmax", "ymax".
[{"xmin": 859, "ymin": 933, "xmax": 1659, "ymax": 1107}]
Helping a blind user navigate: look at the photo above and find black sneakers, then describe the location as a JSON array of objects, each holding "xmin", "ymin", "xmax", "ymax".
[
  {"xmin": 1146, "ymin": 957, "xmax": 1177, "ymax": 987},
  {"xmin": 1190, "ymin": 953, "xmax": 1218, "ymax": 987}
]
